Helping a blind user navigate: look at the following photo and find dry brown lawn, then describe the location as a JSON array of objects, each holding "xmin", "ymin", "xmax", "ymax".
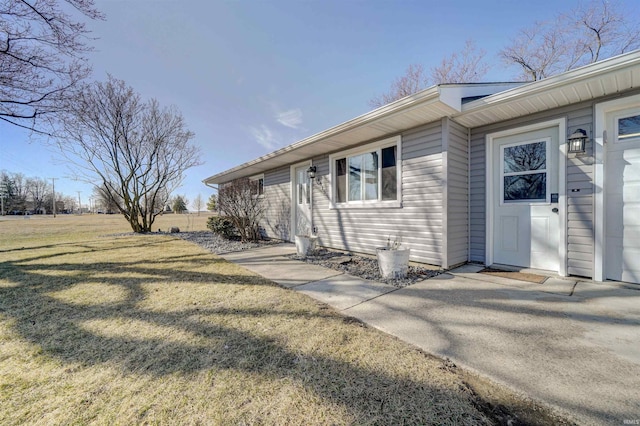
[{"xmin": 0, "ymin": 214, "xmax": 562, "ymax": 425}]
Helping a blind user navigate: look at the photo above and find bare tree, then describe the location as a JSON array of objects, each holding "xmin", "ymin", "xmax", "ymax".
[
  {"xmin": 0, "ymin": 0, "xmax": 104, "ymax": 133},
  {"xmin": 192, "ymin": 193, "xmax": 203, "ymax": 215},
  {"xmin": 3, "ymin": 172, "xmax": 28, "ymax": 213},
  {"xmin": 369, "ymin": 64, "xmax": 430, "ymax": 108},
  {"xmin": 92, "ymin": 184, "xmax": 120, "ymax": 214},
  {"xmin": 369, "ymin": 40, "xmax": 489, "ymax": 108},
  {"xmin": 429, "ymin": 40, "xmax": 489, "ymax": 85},
  {"xmin": 217, "ymin": 178, "xmax": 265, "ymax": 241},
  {"xmin": 501, "ymin": 0, "xmax": 640, "ymax": 81},
  {"xmin": 26, "ymin": 176, "xmax": 50, "ymax": 213},
  {"xmin": 58, "ymin": 76, "xmax": 201, "ymax": 232}
]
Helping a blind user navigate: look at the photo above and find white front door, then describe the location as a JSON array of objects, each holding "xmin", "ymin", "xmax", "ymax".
[
  {"xmin": 491, "ymin": 126, "xmax": 560, "ymax": 270},
  {"xmin": 604, "ymin": 105, "xmax": 640, "ymax": 283},
  {"xmin": 292, "ymin": 164, "xmax": 311, "ymax": 236}
]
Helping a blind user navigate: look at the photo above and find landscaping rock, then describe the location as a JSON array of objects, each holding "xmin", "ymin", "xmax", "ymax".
[
  {"xmin": 175, "ymin": 231, "xmax": 278, "ymax": 254},
  {"xmin": 289, "ymin": 248, "xmax": 441, "ymax": 288},
  {"xmin": 173, "ymin": 232, "xmax": 441, "ymax": 288}
]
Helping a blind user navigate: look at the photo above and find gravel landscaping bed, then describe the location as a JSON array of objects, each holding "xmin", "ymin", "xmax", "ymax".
[
  {"xmin": 174, "ymin": 231, "xmax": 441, "ymax": 287},
  {"xmin": 174, "ymin": 231, "xmax": 280, "ymax": 253},
  {"xmin": 288, "ymin": 248, "xmax": 441, "ymax": 288}
]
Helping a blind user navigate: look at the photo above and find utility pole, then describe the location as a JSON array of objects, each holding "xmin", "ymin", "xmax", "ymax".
[
  {"xmin": 50, "ymin": 178, "xmax": 57, "ymax": 218},
  {"xmin": 0, "ymin": 181, "xmax": 6, "ymax": 216},
  {"xmin": 77, "ymin": 191, "xmax": 82, "ymax": 215}
]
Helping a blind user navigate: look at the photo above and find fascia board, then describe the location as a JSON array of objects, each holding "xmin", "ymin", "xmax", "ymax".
[{"xmin": 460, "ymin": 50, "xmax": 640, "ymax": 114}]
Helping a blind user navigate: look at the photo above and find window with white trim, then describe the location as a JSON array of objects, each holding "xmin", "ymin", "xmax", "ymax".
[
  {"xmin": 249, "ymin": 175, "xmax": 264, "ymax": 197},
  {"xmin": 501, "ymin": 139, "xmax": 549, "ymax": 203},
  {"xmin": 331, "ymin": 136, "xmax": 401, "ymax": 207}
]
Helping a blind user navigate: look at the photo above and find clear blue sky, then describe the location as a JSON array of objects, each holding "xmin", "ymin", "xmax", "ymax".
[{"xmin": 2, "ymin": 0, "xmax": 639, "ymax": 209}]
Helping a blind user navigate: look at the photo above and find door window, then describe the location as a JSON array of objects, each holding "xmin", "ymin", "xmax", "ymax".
[
  {"xmin": 501, "ymin": 140, "xmax": 549, "ymax": 203},
  {"xmin": 617, "ymin": 114, "xmax": 640, "ymax": 142},
  {"xmin": 297, "ymin": 169, "xmax": 309, "ymax": 205}
]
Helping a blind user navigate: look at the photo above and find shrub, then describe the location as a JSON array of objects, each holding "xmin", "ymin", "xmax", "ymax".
[
  {"xmin": 207, "ymin": 216, "xmax": 237, "ymax": 239},
  {"xmin": 217, "ymin": 178, "xmax": 265, "ymax": 241}
]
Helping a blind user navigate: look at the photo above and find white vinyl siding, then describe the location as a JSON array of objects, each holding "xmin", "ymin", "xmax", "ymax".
[
  {"xmin": 262, "ymin": 167, "xmax": 291, "ymax": 241},
  {"xmin": 445, "ymin": 119, "xmax": 469, "ymax": 267},
  {"xmin": 566, "ymin": 106, "xmax": 595, "ymax": 277}
]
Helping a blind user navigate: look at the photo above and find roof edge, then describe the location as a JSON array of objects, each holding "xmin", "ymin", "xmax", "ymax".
[{"xmin": 461, "ymin": 50, "xmax": 640, "ymax": 112}]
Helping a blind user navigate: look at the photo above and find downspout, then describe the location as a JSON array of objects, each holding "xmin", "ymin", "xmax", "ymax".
[
  {"xmin": 309, "ymin": 160, "xmax": 315, "ymax": 236},
  {"xmin": 467, "ymin": 126, "xmax": 471, "ymax": 264},
  {"xmin": 441, "ymin": 117, "xmax": 449, "ymax": 269}
]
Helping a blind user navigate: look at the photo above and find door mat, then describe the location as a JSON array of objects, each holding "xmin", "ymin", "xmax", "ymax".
[{"xmin": 479, "ymin": 268, "xmax": 547, "ymax": 284}]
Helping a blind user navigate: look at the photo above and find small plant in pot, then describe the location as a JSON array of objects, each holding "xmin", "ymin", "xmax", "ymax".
[
  {"xmin": 294, "ymin": 230, "xmax": 318, "ymax": 258},
  {"xmin": 376, "ymin": 236, "xmax": 410, "ymax": 279}
]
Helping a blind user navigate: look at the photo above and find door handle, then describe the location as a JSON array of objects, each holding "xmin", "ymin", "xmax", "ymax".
[{"xmin": 552, "ymin": 207, "xmax": 559, "ymax": 213}]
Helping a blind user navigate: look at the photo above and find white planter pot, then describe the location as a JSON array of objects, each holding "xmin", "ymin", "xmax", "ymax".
[
  {"xmin": 295, "ymin": 235, "xmax": 317, "ymax": 257},
  {"xmin": 376, "ymin": 248, "xmax": 410, "ymax": 279}
]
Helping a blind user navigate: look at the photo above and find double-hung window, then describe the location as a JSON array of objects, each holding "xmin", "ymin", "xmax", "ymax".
[{"xmin": 331, "ymin": 136, "xmax": 401, "ymax": 208}]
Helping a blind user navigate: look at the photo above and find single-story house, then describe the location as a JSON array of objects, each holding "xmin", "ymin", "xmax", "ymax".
[{"xmin": 204, "ymin": 50, "xmax": 640, "ymax": 284}]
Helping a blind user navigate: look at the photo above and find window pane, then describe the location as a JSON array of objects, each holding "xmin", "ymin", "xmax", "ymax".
[
  {"xmin": 349, "ymin": 155, "xmax": 362, "ymax": 201},
  {"xmin": 297, "ymin": 170, "xmax": 307, "ymax": 205},
  {"xmin": 504, "ymin": 173, "xmax": 546, "ymax": 202},
  {"xmin": 335, "ymin": 158, "xmax": 346, "ymax": 203},
  {"xmin": 381, "ymin": 146, "xmax": 397, "ymax": 200},
  {"xmin": 363, "ymin": 152, "xmax": 378, "ymax": 200},
  {"xmin": 251, "ymin": 178, "xmax": 263, "ymax": 196},
  {"xmin": 619, "ymin": 115, "xmax": 640, "ymax": 140},
  {"xmin": 503, "ymin": 141, "xmax": 546, "ymax": 173}
]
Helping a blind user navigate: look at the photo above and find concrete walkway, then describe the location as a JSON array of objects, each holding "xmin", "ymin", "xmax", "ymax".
[{"xmin": 219, "ymin": 244, "xmax": 640, "ymax": 425}]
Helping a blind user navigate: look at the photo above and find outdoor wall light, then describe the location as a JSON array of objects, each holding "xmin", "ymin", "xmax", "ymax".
[
  {"xmin": 568, "ymin": 129, "xmax": 588, "ymax": 153},
  {"xmin": 307, "ymin": 165, "xmax": 317, "ymax": 179}
]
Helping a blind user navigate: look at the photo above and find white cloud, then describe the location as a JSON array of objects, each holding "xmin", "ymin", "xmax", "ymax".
[
  {"xmin": 249, "ymin": 125, "xmax": 279, "ymax": 150},
  {"xmin": 276, "ymin": 108, "xmax": 303, "ymax": 129}
]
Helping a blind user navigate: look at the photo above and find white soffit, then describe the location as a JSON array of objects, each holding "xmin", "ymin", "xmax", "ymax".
[{"xmin": 455, "ymin": 50, "xmax": 640, "ymax": 128}]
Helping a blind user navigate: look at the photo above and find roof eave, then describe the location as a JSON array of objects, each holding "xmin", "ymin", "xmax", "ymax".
[{"xmin": 455, "ymin": 50, "xmax": 640, "ymax": 128}]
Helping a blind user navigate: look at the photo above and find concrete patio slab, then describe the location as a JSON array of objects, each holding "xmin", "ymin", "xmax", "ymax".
[
  {"xmin": 539, "ymin": 277, "xmax": 577, "ymax": 296},
  {"xmin": 344, "ymin": 272, "xmax": 640, "ymax": 426},
  {"xmin": 296, "ymin": 275, "xmax": 397, "ymax": 310}
]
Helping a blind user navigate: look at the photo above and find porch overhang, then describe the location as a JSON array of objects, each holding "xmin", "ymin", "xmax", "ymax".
[
  {"xmin": 454, "ymin": 50, "xmax": 640, "ymax": 128},
  {"xmin": 203, "ymin": 83, "xmax": 523, "ymax": 185}
]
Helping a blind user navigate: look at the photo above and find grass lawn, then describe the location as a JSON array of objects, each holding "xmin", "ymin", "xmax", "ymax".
[{"xmin": 0, "ymin": 214, "xmax": 561, "ymax": 425}]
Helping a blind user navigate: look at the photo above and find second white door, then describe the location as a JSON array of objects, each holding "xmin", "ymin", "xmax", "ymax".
[{"xmin": 492, "ymin": 126, "xmax": 560, "ymax": 271}]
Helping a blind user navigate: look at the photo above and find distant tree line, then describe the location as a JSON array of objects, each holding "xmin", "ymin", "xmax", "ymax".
[{"xmin": 0, "ymin": 170, "xmax": 75, "ymax": 214}]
